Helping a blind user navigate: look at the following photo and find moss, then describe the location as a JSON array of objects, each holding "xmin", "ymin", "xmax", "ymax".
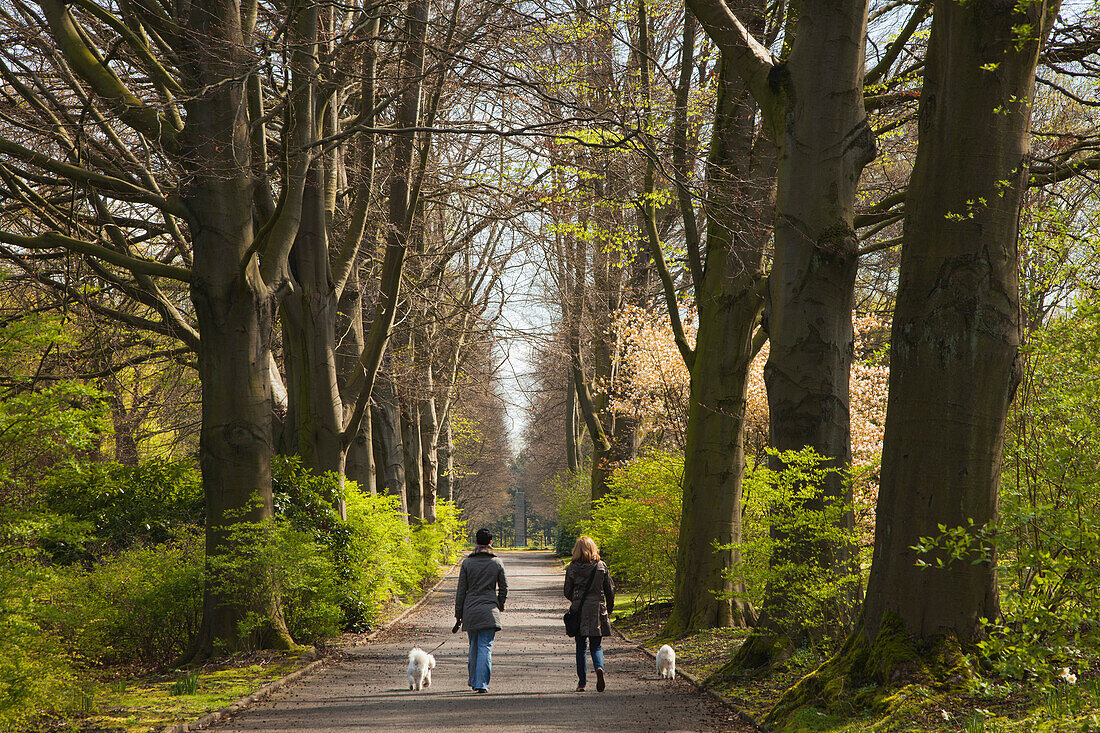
[
  {"xmin": 55, "ymin": 653, "xmax": 312, "ymax": 733},
  {"xmin": 709, "ymin": 630, "xmax": 798, "ymax": 681},
  {"xmin": 765, "ymin": 613, "xmax": 977, "ymax": 729}
]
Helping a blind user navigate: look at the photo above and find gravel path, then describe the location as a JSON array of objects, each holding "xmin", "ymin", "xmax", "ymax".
[{"xmin": 215, "ymin": 550, "xmax": 747, "ymax": 732}]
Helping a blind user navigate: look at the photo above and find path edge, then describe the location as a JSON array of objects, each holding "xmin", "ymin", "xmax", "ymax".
[
  {"xmin": 610, "ymin": 624, "xmax": 768, "ymax": 732},
  {"xmin": 161, "ymin": 561, "xmax": 459, "ymax": 733}
]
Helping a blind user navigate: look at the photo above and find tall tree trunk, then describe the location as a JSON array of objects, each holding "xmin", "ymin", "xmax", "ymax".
[
  {"xmin": 420, "ymin": 362, "xmax": 439, "ymax": 523},
  {"xmin": 859, "ymin": 0, "xmax": 1054, "ymax": 658},
  {"xmin": 401, "ymin": 391, "xmax": 424, "ymax": 522},
  {"xmin": 372, "ymin": 369, "xmax": 407, "ymax": 513},
  {"xmin": 110, "ymin": 394, "xmax": 141, "ymax": 467},
  {"xmin": 687, "ymin": 0, "xmax": 876, "ymax": 664},
  {"xmin": 281, "ymin": 161, "xmax": 346, "ymax": 513},
  {"xmin": 664, "ymin": 52, "xmax": 772, "ymax": 635},
  {"xmin": 438, "ymin": 411, "xmax": 454, "ymax": 501},
  {"xmin": 565, "ymin": 370, "xmax": 581, "ymax": 473},
  {"xmin": 757, "ymin": 0, "xmax": 874, "ymax": 640},
  {"xmin": 338, "ymin": 268, "xmax": 376, "ymax": 495},
  {"xmin": 178, "ymin": 0, "xmax": 302, "ymax": 658}
]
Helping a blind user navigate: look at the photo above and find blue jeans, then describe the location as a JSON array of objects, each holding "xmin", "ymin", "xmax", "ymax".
[
  {"xmin": 467, "ymin": 629, "xmax": 495, "ymax": 690},
  {"xmin": 575, "ymin": 635, "xmax": 604, "ymax": 686}
]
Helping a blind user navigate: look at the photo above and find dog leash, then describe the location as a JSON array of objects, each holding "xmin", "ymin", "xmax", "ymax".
[{"xmin": 424, "ymin": 620, "xmax": 462, "ymax": 655}]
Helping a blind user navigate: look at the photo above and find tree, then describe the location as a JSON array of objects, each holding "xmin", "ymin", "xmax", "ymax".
[
  {"xmin": 858, "ymin": 0, "xmax": 1059, "ymax": 660},
  {"xmin": 657, "ymin": 6, "xmax": 775, "ymax": 634}
]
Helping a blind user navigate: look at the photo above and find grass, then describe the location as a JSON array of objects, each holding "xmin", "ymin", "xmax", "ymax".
[{"xmin": 612, "ymin": 601, "xmax": 1100, "ymax": 733}]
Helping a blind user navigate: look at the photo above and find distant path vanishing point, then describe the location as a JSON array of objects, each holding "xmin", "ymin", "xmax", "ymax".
[{"xmin": 214, "ymin": 550, "xmax": 748, "ymax": 732}]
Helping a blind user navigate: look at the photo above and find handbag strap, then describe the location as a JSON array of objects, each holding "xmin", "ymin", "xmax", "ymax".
[{"xmin": 571, "ymin": 563, "xmax": 600, "ymax": 611}]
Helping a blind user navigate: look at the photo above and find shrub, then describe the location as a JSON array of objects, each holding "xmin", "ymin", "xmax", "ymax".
[
  {"xmin": 52, "ymin": 530, "xmax": 204, "ymax": 666},
  {"xmin": 585, "ymin": 451, "xmax": 682, "ymax": 604},
  {"xmin": 208, "ymin": 518, "xmax": 344, "ymax": 647},
  {"xmin": 41, "ymin": 458, "xmax": 203, "ymax": 562},
  {"xmin": 729, "ymin": 447, "xmax": 862, "ymax": 646},
  {"xmin": 0, "ymin": 550, "xmax": 83, "ymax": 732},
  {"xmin": 954, "ymin": 295, "xmax": 1100, "ymax": 683},
  {"xmin": 411, "ymin": 499, "xmax": 465, "ymax": 576},
  {"xmin": 272, "ymin": 456, "xmax": 466, "ymax": 634}
]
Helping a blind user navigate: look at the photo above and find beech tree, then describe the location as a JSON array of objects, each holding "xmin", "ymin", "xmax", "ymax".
[{"xmin": 655, "ymin": 5, "xmax": 775, "ymax": 633}]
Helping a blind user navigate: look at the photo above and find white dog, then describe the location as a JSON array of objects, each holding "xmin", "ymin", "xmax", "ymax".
[
  {"xmin": 407, "ymin": 647, "xmax": 436, "ymax": 691},
  {"xmin": 656, "ymin": 644, "xmax": 676, "ymax": 679}
]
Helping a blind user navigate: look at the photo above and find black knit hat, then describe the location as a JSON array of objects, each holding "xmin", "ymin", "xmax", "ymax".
[{"xmin": 475, "ymin": 528, "xmax": 493, "ymax": 546}]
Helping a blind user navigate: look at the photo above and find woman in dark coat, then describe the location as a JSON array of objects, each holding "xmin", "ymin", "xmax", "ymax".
[
  {"xmin": 455, "ymin": 528, "xmax": 507, "ymax": 693},
  {"xmin": 563, "ymin": 535, "xmax": 615, "ymax": 692}
]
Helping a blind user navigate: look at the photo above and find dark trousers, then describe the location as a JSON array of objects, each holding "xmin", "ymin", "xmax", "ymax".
[{"xmin": 575, "ymin": 635, "xmax": 604, "ymax": 686}]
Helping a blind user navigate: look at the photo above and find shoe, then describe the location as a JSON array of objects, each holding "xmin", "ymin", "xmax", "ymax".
[
  {"xmin": 475, "ymin": 688, "xmax": 488, "ymax": 693},
  {"xmin": 575, "ymin": 685, "xmax": 585, "ymax": 692},
  {"xmin": 595, "ymin": 668, "xmax": 606, "ymax": 692}
]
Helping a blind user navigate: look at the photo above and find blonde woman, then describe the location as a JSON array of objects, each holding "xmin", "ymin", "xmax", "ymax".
[{"xmin": 563, "ymin": 536, "xmax": 615, "ymax": 692}]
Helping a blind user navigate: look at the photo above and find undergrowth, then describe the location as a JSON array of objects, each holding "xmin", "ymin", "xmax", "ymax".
[{"xmin": 613, "ymin": 600, "xmax": 1100, "ymax": 733}]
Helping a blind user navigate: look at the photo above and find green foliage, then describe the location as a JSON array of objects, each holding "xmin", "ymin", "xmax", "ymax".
[
  {"xmin": 908, "ymin": 295, "xmax": 1100, "ymax": 684},
  {"xmin": 983, "ymin": 294, "xmax": 1100, "ymax": 683},
  {"xmin": 208, "ymin": 517, "xmax": 344, "ymax": 647},
  {"xmin": 51, "ymin": 530, "xmax": 204, "ymax": 666},
  {"xmin": 39, "ymin": 458, "xmax": 203, "ymax": 563},
  {"xmin": 169, "ymin": 671, "xmax": 200, "ymax": 696},
  {"xmin": 0, "ymin": 550, "xmax": 83, "ymax": 732},
  {"xmin": 273, "ymin": 456, "xmax": 465, "ymax": 633},
  {"xmin": 730, "ymin": 448, "xmax": 862, "ymax": 648},
  {"xmin": 585, "ymin": 451, "xmax": 682, "ymax": 603},
  {"xmin": 412, "ymin": 500, "xmax": 465, "ymax": 572},
  {"xmin": 0, "ymin": 380, "xmax": 110, "ymax": 506},
  {"xmin": 343, "ymin": 489, "xmax": 464, "ymax": 630},
  {"xmin": 549, "ymin": 468, "xmax": 590, "ymax": 556}
]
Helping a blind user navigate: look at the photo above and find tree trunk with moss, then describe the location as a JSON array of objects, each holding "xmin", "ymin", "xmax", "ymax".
[
  {"xmin": 664, "ymin": 49, "xmax": 773, "ymax": 635},
  {"xmin": 858, "ymin": 0, "xmax": 1056, "ymax": 658},
  {"xmin": 177, "ymin": 0, "xmax": 310, "ymax": 657}
]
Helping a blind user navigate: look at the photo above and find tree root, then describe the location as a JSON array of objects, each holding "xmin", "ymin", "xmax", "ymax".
[{"xmin": 764, "ymin": 612, "xmax": 976, "ymax": 730}]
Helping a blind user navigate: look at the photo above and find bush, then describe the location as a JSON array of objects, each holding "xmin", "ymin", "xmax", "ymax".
[
  {"xmin": 411, "ymin": 499, "xmax": 465, "ymax": 576},
  {"xmin": 0, "ymin": 550, "xmax": 83, "ymax": 732},
  {"xmin": 273, "ymin": 456, "xmax": 466, "ymax": 634},
  {"xmin": 967, "ymin": 295, "xmax": 1100, "ymax": 683},
  {"xmin": 549, "ymin": 469, "xmax": 590, "ymax": 557},
  {"xmin": 208, "ymin": 518, "xmax": 344, "ymax": 647},
  {"xmin": 41, "ymin": 458, "xmax": 203, "ymax": 562},
  {"xmin": 0, "ymin": 562, "xmax": 76, "ymax": 728},
  {"xmin": 52, "ymin": 530, "xmax": 204, "ymax": 666},
  {"xmin": 585, "ymin": 451, "xmax": 682, "ymax": 604},
  {"xmin": 729, "ymin": 447, "xmax": 861, "ymax": 646}
]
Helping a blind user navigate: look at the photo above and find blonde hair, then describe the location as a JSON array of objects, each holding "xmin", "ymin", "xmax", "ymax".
[{"xmin": 571, "ymin": 536, "xmax": 600, "ymax": 563}]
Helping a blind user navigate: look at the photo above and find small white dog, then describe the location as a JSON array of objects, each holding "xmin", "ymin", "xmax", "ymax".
[
  {"xmin": 656, "ymin": 644, "xmax": 676, "ymax": 679},
  {"xmin": 407, "ymin": 647, "xmax": 436, "ymax": 691}
]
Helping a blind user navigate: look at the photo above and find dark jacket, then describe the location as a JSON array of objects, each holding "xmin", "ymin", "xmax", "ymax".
[
  {"xmin": 456, "ymin": 550, "xmax": 508, "ymax": 631},
  {"xmin": 564, "ymin": 560, "xmax": 615, "ymax": 637}
]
